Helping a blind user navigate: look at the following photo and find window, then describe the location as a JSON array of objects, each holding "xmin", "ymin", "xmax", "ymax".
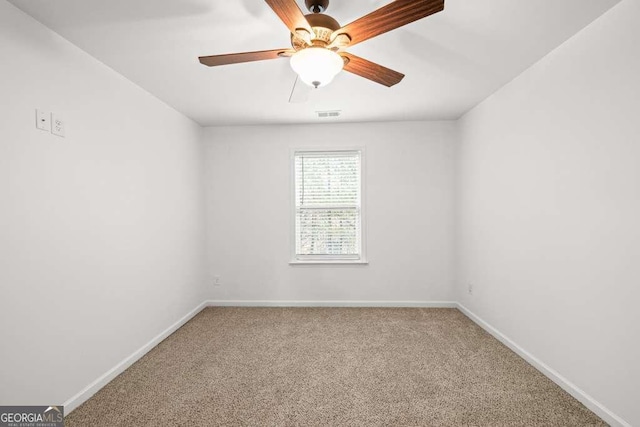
[{"xmin": 292, "ymin": 149, "xmax": 365, "ymax": 263}]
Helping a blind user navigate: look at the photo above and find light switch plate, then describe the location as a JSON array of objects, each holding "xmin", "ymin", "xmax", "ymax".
[
  {"xmin": 36, "ymin": 109, "xmax": 50, "ymax": 131},
  {"xmin": 51, "ymin": 114, "xmax": 65, "ymax": 137}
]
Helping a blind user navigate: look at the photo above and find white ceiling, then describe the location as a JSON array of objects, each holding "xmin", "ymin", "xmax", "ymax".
[{"xmin": 10, "ymin": 0, "xmax": 620, "ymax": 126}]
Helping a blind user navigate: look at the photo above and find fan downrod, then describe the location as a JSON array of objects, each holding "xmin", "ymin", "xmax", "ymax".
[{"xmin": 305, "ymin": 0, "xmax": 329, "ymax": 13}]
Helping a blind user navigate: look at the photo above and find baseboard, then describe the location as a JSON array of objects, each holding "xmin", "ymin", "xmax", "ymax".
[
  {"xmin": 63, "ymin": 300, "xmax": 208, "ymax": 415},
  {"xmin": 456, "ymin": 303, "xmax": 630, "ymax": 427},
  {"xmin": 207, "ymin": 300, "xmax": 458, "ymax": 308}
]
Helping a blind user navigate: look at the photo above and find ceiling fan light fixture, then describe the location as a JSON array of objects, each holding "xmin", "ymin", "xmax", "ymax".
[{"xmin": 290, "ymin": 47, "xmax": 344, "ymax": 88}]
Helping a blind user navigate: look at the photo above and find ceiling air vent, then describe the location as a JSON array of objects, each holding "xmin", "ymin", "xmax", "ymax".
[{"xmin": 316, "ymin": 110, "xmax": 341, "ymax": 119}]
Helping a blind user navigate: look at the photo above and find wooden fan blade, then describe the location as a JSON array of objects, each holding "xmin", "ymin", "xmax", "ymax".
[
  {"xmin": 199, "ymin": 49, "xmax": 294, "ymax": 67},
  {"xmin": 341, "ymin": 53, "xmax": 404, "ymax": 87},
  {"xmin": 334, "ymin": 0, "xmax": 444, "ymax": 47},
  {"xmin": 264, "ymin": 0, "xmax": 313, "ymax": 36}
]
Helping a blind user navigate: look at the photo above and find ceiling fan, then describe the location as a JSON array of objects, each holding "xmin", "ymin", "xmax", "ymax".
[{"xmin": 198, "ymin": 0, "xmax": 444, "ymax": 93}]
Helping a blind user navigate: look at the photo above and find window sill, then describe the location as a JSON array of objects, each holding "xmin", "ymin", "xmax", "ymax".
[{"xmin": 289, "ymin": 259, "xmax": 369, "ymax": 266}]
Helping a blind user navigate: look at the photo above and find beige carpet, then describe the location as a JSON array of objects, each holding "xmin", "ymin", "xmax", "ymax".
[{"xmin": 66, "ymin": 308, "xmax": 606, "ymax": 426}]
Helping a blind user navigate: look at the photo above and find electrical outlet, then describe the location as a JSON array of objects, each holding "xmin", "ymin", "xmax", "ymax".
[
  {"xmin": 51, "ymin": 114, "xmax": 65, "ymax": 137},
  {"xmin": 468, "ymin": 283, "xmax": 473, "ymax": 295},
  {"xmin": 213, "ymin": 275, "xmax": 221, "ymax": 287},
  {"xmin": 36, "ymin": 109, "xmax": 50, "ymax": 131}
]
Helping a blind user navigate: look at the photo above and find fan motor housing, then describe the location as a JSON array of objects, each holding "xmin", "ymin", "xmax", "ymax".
[
  {"xmin": 291, "ymin": 13, "xmax": 341, "ymax": 49},
  {"xmin": 305, "ymin": 13, "xmax": 340, "ymax": 32}
]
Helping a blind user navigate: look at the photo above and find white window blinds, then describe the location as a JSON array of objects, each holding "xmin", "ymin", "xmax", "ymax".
[{"xmin": 294, "ymin": 150, "xmax": 362, "ymax": 260}]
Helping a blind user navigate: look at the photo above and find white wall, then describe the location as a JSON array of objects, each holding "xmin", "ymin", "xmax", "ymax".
[
  {"xmin": 204, "ymin": 121, "xmax": 455, "ymax": 303},
  {"xmin": 0, "ymin": 0, "xmax": 207, "ymax": 407},
  {"xmin": 455, "ymin": 0, "xmax": 639, "ymax": 425}
]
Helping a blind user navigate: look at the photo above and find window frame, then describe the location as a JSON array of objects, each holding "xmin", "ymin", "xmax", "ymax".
[{"xmin": 289, "ymin": 147, "xmax": 368, "ymax": 265}]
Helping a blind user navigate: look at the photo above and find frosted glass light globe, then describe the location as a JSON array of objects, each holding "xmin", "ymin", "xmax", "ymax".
[{"xmin": 290, "ymin": 47, "xmax": 344, "ymax": 88}]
